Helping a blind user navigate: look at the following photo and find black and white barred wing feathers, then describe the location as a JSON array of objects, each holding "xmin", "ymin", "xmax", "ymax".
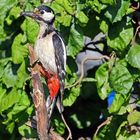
[{"xmin": 52, "ymin": 33, "xmax": 66, "ymax": 112}]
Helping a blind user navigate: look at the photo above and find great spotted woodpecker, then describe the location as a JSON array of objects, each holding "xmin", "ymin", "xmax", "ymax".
[{"xmin": 21, "ymin": 5, "xmax": 66, "ymax": 119}]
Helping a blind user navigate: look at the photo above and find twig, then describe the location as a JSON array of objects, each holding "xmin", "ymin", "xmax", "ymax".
[
  {"xmin": 94, "ymin": 116, "xmax": 113, "ymax": 136},
  {"xmin": 29, "ymin": 45, "xmax": 49, "ymax": 140},
  {"xmin": 60, "ymin": 114, "xmax": 72, "ymax": 140},
  {"xmin": 65, "ymin": 55, "xmax": 110, "ymax": 89},
  {"xmin": 132, "ymin": 26, "xmax": 140, "ymax": 44}
]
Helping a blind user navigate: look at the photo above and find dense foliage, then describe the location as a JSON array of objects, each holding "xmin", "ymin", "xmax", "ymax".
[{"xmin": 0, "ymin": 0, "xmax": 140, "ymax": 139}]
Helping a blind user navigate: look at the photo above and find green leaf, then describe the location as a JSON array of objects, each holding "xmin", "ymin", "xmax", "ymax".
[
  {"xmin": 0, "ymin": 0, "xmax": 18, "ymax": 40},
  {"xmin": 54, "ymin": 0, "xmax": 75, "ymax": 15},
  {"xmin": 94, "ymin": 116, "xmax": 123, "ymax": 139},
  {"xmin": 117, "ymin": 134, "xmax": 140, "ymax": 140},
  {"xmin": 82, "ymin": 77, "xmax": 97, "ymax": 82},
  {"xmin": 57, "ymin": 14, "xmax": 72, "ymax": 26},
  {"xmin": 67, "ymin": 25, "xmax": 84, "ymax": 58},
  {"xmin": 63, "ymin": 86, "xmax": 80, "ymax": 106},
  {"xmin": 100, "ymin": 20, "xmax": 109, "ymax": 33},
  {"xmin": 70, "ymin": 114, "xmax": 84, "ymax": 129},
  {"xmin": 127, "ymin": 45, "xmax": 140, "ymax": 69},
  {"xmin": 52, "ymin": 117, "xmax": 65, "ymax": 135},
  {"xmin": 127, "ymin": 110, "xmax": 140, "ymax": 125},
  {"xmin": 0, "ymin": 88, "xmax": 20, "ymax": 113},
  {"xmin": 26, "ymin": 105, "xmax": 34, "ymax": 116},
  {"xmin": 109, "ymin": 64, "xmax": 133, "ymax": 94},
  {"xmin": 18, "ymin": 91, "xmax": 30, "ymax": 107},
  {"xmin": 109, "ymin": 93, "xmax": 126, "ymax": 113},
  {"xmin": 86, "ymin": 0, "xmax": 105, "ymax": 13},
  {"xmin": 22, "ymin": 18, "xmax": 39, "ymax": 43},
  {"xmin": 104, "ymin": 0, "xmax": 130, "ymax": 23},
  {"xmin": 63, "ymin": 0, "xmax": 75, "ymax": 14},
  {"xmin": 3, "ymin": 91, "xmax": 30, "ymax": 124},
  {"xmin": 116, "ymin": 121, "xmax": 127, "ymax": 137},
  {"xmin": 18, "ymin": 124, "xmax": 37, "ymax": 138},
  {"xmin": 51, "ymin": 1, "xmax": 65, "ymax": 13},
  {"xmin": 95, "ymin": 62, "xmax": 112, "ymax": 100},
  {"xmin": 12, "ymin": 34, "xmax": 28, "ymax": 64},
  {"xmin": 107, "ymin": 19, "xmax": 133, "ymax": 51},
  {"xmin": 0, "ymin": 86, "xmax": 6, "ymax": 101},
  {"xmin": 17, "ymin": 61, "xmax": 29, "ymax": 88},
  {"xmin": 5, "ymin": 6, "xmax": 22, "ymax": 25},
  {"xmin": 6, "ymin": 122, "xmax": 15, "ymax": 134},
  {"xmin": 2, "ymin": 62, "xmax": 18, "ymax": 88},
  {"xmin": 100, "ymin": 0, "xmax": 116, "ymax": 5},
  {"xmin": 76, "ymin": 11, "xmax": 89, "ymax": 24},
  {"xmin": 0, "ymin": 58, "xmax": 10, "ymax": 78}
]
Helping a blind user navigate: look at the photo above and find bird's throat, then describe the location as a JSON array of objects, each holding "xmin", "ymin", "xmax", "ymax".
[{"xmin": 39, "ymin": 24, "xmax": 54, "ymax": 38}]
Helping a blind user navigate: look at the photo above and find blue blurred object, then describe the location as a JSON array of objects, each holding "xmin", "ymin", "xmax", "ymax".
[{"xmin": 107, "ymin": 91, "xmax": 116, "ymax": 107}]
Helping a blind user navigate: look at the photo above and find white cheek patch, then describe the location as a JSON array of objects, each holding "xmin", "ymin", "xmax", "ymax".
[{"xmin": 42, "ymin": 12, "xmax": 54, "ymax": 21}]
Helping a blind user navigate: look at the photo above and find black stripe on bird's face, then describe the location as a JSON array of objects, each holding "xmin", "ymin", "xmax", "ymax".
[{"xmin": 21, "ymin": 5, "xmax": 55, "ymax": 24}]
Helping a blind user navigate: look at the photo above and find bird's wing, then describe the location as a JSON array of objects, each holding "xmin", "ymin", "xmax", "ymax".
[{"xmin": 52, "ymin": 33, "xmax": 66, "ymax": 113}]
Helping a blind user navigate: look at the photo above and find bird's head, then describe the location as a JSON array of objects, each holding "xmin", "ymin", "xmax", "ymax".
[{"xmin": 21, "ymin": 5, "xmax": 55, "ymax": 25}]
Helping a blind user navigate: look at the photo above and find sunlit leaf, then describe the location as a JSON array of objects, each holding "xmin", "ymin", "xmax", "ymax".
[
  {"xmin": 100, "ymin": 0, "xmax": 116, "ymax": 5},
  {"xmin": 18, "ymin": 124, "xmax": 37, "ymax": 137},
  {"xmin": 105, "ymin": 0, "xmax": 130, "ymax": 23},
  {"xmin": 17, "ymin": 61, "xmax": 29, "ymax": 88},
  {"xmin": 67, "ymin": 25, "xmax": 84, "ymax": 58},
  {"xmin": 57, "ymin": 14, "xmax": 72, "ymax": 26},
  {"xmin": 54, "ymin": 0, "xmax": 75, "ymax": 14},
  {"xmin": 127, "ymin": 110, "xmax": 140, "ymax": 125},
  {"xmin": 12, "ymin": 34, "xmax": 28, "ymax": 64},
  {"xmin": 0, "ymin": 88, "xmax": 20, "ymax": 113},
  {"xmin": 22, "ymin": 18, "xmax": 39, "ymax": 43},
  {"xmin": 95, "ymin": 62, "xmax": 112, "ymax": 100},
  {"xmin": 127, "ymin": 45, "xmax": 140, "ymax": 69},
  {"xmin": 6, "ymin": 122, "xmax": 15, "ymax": 134},
  {"xmin": 110, "ymin": 64, "xmax": 133, "ymax": 94},
  {"xmin": 6, "ymin": 6, "xmax": 22, "ymax": 25},
  {"xmin": 76, "ymin": 11, "xmax": 89, "ymax": 24},
  {"xmin": 107, "ymin": 19, "xmax": 133, "ymax": 51},
  {"xmin": 2, "ymin": 62, "xmax": 18, "ymax": 88},
  {"xmin": 0, "ymin": 0, "xmax": 18, "ymax": 40},
  {"xmin": 100, "ymin": 19, "xmax": 109, "ymax": 33},
  {"xmin": 63, "ymin": 86, "xmax": 80, "ymax": 106},
  {"xmin": 108, "ymin": 93, "xmax": 127, "ymax": 113}
]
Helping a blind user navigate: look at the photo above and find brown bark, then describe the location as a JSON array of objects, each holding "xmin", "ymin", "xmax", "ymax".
[
  {"xmin": 28, "ymin": 45, "xmax": 66, "ymax": 140},
  {"xmin": 28, "ymin": 45, "xmax": 49, "ymax": 140}
]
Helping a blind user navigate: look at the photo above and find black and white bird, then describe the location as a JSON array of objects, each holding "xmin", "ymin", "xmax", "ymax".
[{"xmin": 21, "ymin": 6, "xmax": 72, "ymax": 137}]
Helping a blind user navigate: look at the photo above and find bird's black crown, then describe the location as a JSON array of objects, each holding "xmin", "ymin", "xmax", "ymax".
[{"xmin": 37, "ymin": 5, "xmax": 54, "ymax": 14}]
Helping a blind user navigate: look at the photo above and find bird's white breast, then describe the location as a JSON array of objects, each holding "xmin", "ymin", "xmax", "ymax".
[{"xmin": 34, "ymin": 32, "xmax": 57, "ymax": 74}]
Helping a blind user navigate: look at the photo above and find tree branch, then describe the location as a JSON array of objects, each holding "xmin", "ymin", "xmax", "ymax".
[
  {"xmin": 94, "ymin": 116, "xmax": 113, "ymax": 136},
  {"xmin": 28, "ymin": 45, "xmax": 49, "ymax": 140},
  {"xmin": 65, "ymin": 55, "xmax": 110, "ymax": 89}
]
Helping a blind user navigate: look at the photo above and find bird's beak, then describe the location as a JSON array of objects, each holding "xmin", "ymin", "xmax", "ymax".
[
  {"xmin": 21, "ymin": 11, "xmax": 37, "ymax": 19},
  {"xmin": 21, "ymin": 8, "xmax": 40, "ymax": 20}
]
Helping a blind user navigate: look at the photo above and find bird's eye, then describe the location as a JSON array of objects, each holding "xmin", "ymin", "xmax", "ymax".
[{"xmin": 40, "ymin": 10, "xmax": 44, "ymax": 14}]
